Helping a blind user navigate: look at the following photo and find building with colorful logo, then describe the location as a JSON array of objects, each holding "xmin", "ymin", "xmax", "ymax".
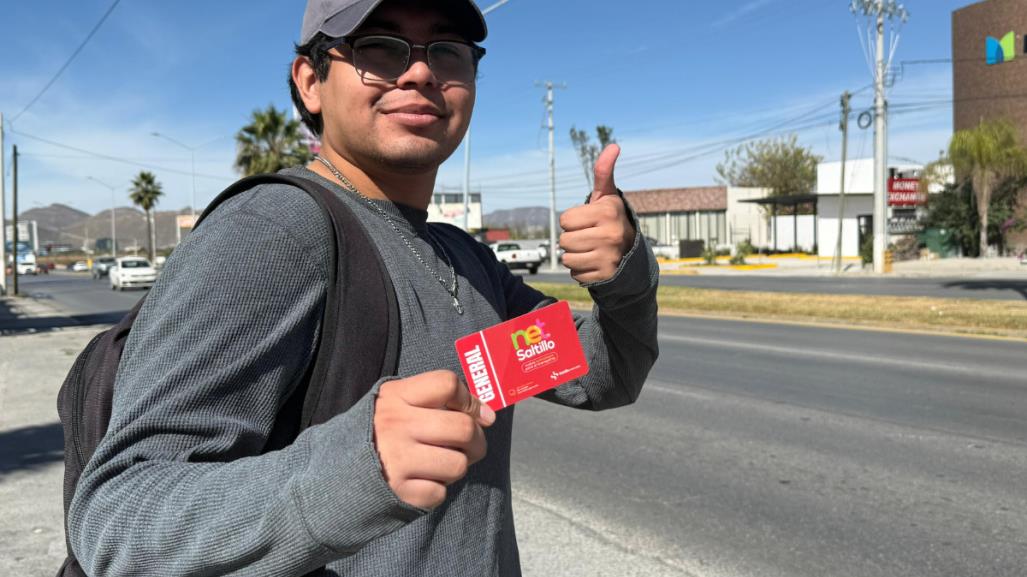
[
  {"xmin": 952, "ymin": 0, "xmax": 1027, "ymax": 137},
  {"xmin": 953, "ymin": 0, "xmax": 1027, "ymax": 254}
]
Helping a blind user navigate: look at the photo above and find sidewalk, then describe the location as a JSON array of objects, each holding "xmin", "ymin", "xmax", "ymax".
[
  {"xmin": 0, "ymin": 325, "xmax": 101, "ymax": 576},
  {"xmin": 659, "ymin": 255, "xmax": 1027, "ymax": 278},
  {"xmin": 0, "ymin": 302, "xmax": 685, "ymax": 577}
]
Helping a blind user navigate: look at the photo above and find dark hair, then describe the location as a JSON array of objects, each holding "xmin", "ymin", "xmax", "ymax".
[
  {"xmin": 288, "ymin": 31, "xmax": 484, "ymax": 137},
  {"xmin": 289, "ymin": 33, "xmax": 337, "ymax": 137}
]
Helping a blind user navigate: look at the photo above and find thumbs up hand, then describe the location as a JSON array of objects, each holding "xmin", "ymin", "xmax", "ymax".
[{"xmin": 558, "ymin": 144, "xmax": 636, "ymax": 284}]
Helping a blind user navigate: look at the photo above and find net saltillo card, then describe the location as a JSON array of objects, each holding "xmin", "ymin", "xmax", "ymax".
[{"xmin": 455, "ymin": 300, "xmax": 589, "ymax": 411}]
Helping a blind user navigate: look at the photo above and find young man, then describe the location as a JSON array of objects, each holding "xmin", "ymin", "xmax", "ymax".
[{"xmin": 68, "ymin": 0, "xmax": 659, "ymax": 575}]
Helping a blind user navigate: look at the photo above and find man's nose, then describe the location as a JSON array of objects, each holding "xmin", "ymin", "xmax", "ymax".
[{"xmin": 396, "ymin": 49, "xmax": 438, "ymax": 88}]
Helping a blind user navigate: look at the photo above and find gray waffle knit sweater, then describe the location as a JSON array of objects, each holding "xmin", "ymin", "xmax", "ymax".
[{"xmin": 68, "ymin": 166, "xmax": 659, "ymax": 577}]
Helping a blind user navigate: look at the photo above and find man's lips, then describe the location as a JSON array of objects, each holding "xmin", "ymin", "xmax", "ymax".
[{"xmin": 381, "ymin": 105, "xmax": 446, "ymax": 128}]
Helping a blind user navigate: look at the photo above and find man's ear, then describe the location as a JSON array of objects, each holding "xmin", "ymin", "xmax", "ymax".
[{"xmin": 292, "ymin": 56, "xmax": 322, "ymax": 115}]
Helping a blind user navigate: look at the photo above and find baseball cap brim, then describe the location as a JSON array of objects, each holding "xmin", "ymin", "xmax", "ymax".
[{"xmin": 302, "ymin": 0, "xmax": 487, "ymax": 45}]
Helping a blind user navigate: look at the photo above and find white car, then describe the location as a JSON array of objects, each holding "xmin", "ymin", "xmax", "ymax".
[
  {"xmin": 109, "ymin": 257, "xmax": 157, "ymax": 291},
  {"xmin": 70, "ymin": 261, "xmax": 89, "ymax": 273},
  {"xmin": 490, "ymin": 242, "xmax": 543, "ymax": 275}
]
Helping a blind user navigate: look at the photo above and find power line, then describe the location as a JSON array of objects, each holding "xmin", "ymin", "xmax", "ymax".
[
  {"xmin": 9, "ymin": 129, "xmax": 235, "ymax": 182},
  {"xmin": 10, "ymin": 0, "xmax": 123, "ymax": 124}
]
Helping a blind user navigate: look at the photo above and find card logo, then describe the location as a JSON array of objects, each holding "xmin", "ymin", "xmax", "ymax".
[
  {"xmin": 986, "ymin": 31, "xmax": 1017, "ymax": 65},
  {"xmin": 511, "ymin": 319, "xmax": 555, "ymax": 361},
  {"xmin": 462, "ymin": 345, "xmax": 496, "ymax": 403}
]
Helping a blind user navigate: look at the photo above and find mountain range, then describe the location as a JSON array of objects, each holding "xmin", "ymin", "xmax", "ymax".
[
  {"xmin": 9, "ymin": 204, "xmax": 194, "ymax": 251},
  {"xmin": 8, "ymin": 202, "xmax": 558, "ymax": 252}
]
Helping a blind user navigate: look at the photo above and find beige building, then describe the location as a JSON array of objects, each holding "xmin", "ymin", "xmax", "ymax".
[{"xmin": 624, "ymin": 186, "xmax": 771, "ymax": 256}]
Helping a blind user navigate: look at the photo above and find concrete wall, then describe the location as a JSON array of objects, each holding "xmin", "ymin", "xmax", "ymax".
[
  {"xmin": 817, "ymin": 159, "xmax": 875, "ymax": 195},
  {"xmin": 770, "ymin": 215, "xmax": 817, "ymax": 253},
  {"xmin": 726, "ymin": 187, "xmax": 772, "ymax": 248},
  {"xmin": 817, "ymin": 195, "xmax": 875, "ymax": 258},
  {"xmin": 427, "ymin": 201, "xmax": 482, "ymax": 230}
]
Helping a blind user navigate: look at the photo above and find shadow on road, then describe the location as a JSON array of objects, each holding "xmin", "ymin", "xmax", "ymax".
[
  {"xmin": 941, "ymin": 280, "xmax": 1027, "ymax": 301},
  {"xmin": 0, "ymin": 299, "xmax": 127, "ymax": 336},
  {"xmin": 0, "ymin": 422, "xmax": 65, "ymax": 478}
]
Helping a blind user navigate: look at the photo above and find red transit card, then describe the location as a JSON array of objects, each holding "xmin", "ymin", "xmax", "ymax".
[{"xmin": 455, "ymin": 300, "xmax": 589, "ymax": 411}]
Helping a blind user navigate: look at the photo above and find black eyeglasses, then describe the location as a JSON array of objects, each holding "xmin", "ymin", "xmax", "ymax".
[{"xmin": 327, "ymin": 35, "xmax": 485, "ymax": 85}]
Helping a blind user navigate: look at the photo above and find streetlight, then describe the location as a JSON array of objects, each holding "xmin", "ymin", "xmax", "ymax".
[
  {"xmin": 461, "ymin": 0, "xmax": 513, "ymax": 232},
  {"xmin": 87, "ymin": 176, "xmax": 119, "ymax": 256}
]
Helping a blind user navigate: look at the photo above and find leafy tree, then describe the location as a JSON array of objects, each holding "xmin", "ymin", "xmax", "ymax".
[
  {"xmin": 715, "ymin": 135, "xmax": 821, "ymax": 212},
  {"xmin": 234, "ymin": 104, "xmax": 314, "ymax": 176},
  {"xmin": 128, "ymin": 171, "xmax": 164, "ymax": 262},
  {"xmin": 948, "ymin": 119, "xmax": 1027, "ymax": 256},
  {"xmin": 924, "ymin": 177, "xmax": 1025, "ymax": 257},
  {"xmin": 570, "ymin": 124, "xmax": 615, "ymax": 189}
]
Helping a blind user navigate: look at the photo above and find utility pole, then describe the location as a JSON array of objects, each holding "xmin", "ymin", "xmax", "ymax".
[
  {"xmin": 11, "ymin": 145, "xmax": 18, "ymax": 296},
  {"xmin": 537, "ymin": 81, "xmax": 566, "ymax": 272},
  {"xmin": 462, "ymin": 0, "xmax": 515, "ymax": 232},
  {"xmin": 872, "ymin": 8, "xmax": 887, "ymax": 274},
  {"xmin": 834, "ymin": 92, "xmax": 851, "ymax": 274},
  {"xmin": 851, "ymin": 0, "xmax": 908, "ymax": 274},
  {"xmin": 0, "ymin": 112, "xmax": 7, "ymax": 295},
  {"xmin": 462, "ymin": 128, "xmax": 472, "ymax": 230}
]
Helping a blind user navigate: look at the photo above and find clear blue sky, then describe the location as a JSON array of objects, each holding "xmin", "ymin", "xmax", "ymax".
[{"xmin": 1, "ymin": 0, "xmax": 969, "ymax": 215}]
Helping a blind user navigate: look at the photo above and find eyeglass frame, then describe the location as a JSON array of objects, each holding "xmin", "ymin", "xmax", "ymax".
[{"xmin": 323, "ymin": 34, "xmax": 486, "ymax": 84}]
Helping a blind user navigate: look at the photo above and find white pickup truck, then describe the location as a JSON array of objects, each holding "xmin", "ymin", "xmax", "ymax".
[{"xmin": 490, "ymin": 242, "xmax": 543, "ymax": 275}]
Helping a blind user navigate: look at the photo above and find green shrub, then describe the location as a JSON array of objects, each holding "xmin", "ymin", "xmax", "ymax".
[{"xmin": 860, "ymin": 236, "xmax": 874, "ymax": 265}]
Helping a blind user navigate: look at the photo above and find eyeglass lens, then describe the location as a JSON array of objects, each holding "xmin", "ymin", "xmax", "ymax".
[{"xmin": 352, "ymin": 36, "xmax": 476, "ymax": 83}]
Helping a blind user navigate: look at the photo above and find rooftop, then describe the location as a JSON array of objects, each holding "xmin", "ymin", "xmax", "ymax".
[{"xmin": 623, "ymin": 187, "xmax": 727, "ymax": 214}]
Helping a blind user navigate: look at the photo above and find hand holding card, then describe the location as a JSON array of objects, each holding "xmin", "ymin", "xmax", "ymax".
[{"xmin": 455, "ymin": 301, "xmax": 589, "ymax": 411}]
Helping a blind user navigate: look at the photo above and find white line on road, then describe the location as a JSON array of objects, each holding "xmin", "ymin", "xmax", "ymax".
[{"xmin": 658, "ymin": 334, "xmax": 1022, "ymax": 382}]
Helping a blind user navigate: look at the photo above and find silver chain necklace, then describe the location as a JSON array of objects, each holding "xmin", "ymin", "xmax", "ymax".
[{"xmin": 314, "ymin": 155, "xmax": 464, "ymax": 315}]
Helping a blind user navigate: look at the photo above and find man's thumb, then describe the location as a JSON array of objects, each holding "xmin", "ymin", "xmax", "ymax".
[{"xmin": 590, "ymin": 144, "xmax": 621, "ymax": 203}]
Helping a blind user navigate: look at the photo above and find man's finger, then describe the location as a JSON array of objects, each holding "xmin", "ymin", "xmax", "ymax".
[
  {"xmin": 589, "ymin": 144, "xmax": 621, "ymax": 203},
  {"xmin": 444, "ymin": 381, "xmax": 496, "ymax": 427}
]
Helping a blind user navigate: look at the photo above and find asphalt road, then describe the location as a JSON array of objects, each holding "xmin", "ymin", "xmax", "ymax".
[
  {"xmin": 13, "ymin": 272, "xmax": 144, "ymax": 325},
  {"xmin": 511, "ymin": 316, "xmax": 1027, "ymax": 577},
  {"xmin": 10, "ymin": 274, "xmax": 1027, "ymax": 576},
  {"xmin": 528, "ymin": 271, "xmax": 1027, "ymax": 301}
]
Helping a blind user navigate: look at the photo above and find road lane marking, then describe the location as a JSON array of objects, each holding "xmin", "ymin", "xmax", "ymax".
[
  {"xmin": 658, "ymin": 333, "xmax": 1023, "ymax": 382},
  {"xmin": 651, "ymin": 312, "xmax": 1027, "ymax": 343}
]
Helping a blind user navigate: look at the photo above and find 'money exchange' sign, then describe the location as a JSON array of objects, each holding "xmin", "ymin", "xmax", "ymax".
[{"xmin": 887, "ymin": 178, "xmax": 926, "ymax": 207}]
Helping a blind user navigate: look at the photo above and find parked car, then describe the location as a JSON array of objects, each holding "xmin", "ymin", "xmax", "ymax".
[
  {"xmin": 70, "ymin": 261, "xmax": 89, "ymax": 273},
  {"xmin": 109, "ymin": 257, "xmax": 157, "ymax": 291},
  {"xmin": 91, "ymin": 256, "xmax": 118, "ymax": 279},
  {"xmin": 490, "ymin": 242, "xmax": 543, "ymax": 274}
]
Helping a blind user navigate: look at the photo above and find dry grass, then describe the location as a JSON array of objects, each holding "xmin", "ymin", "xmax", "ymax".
[{"xmin": 528, "ymin": 282, "xmax": 1027, "ymax": 340}]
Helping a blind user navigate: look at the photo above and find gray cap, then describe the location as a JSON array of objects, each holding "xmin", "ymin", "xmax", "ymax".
[{"xmin": 300, "ymin": 0, "xmax": 487, "ymax": 45}]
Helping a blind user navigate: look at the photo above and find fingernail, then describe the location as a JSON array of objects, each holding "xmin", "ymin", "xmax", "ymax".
[{"xmin": 479, "ymin": 403, "xmax": 496, "ymax": 425}]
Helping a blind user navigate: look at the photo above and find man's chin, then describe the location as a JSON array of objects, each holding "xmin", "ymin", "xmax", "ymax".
[{"xmin": 372, "ymin": 142, "xmax": 459, "ymax": 174}]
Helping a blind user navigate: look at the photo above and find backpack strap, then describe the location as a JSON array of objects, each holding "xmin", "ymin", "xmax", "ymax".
[{"xmin": 203, "ymin": 175, "xmax": 401, "ymax": 443}]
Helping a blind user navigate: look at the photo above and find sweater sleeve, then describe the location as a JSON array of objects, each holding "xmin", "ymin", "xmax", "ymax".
[
  {"xmin": 68, "ymin": 193, "xmax": 423, "ymax": 577},
  {"xmin": 494, "ymin": 229, "xmax": 660, "ymax": 411}
]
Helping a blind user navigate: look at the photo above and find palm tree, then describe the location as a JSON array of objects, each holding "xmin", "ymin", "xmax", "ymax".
[
  {"xmin": 234, "ymin": 104, "xmax": 314, "ymax": 176},
  {"xmin": 129, "ymin": 171, "xmax": 164, "ymax": 262},
  {"xmin": 949, "ymin": 119, "xmax": 1027, "ymax": 256}
]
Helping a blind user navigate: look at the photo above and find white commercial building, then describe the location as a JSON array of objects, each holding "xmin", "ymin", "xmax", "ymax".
[
  {"xmin": 427, "ymin": 191, "xmax": 482, "ymax": 231},
  {"xmin": 814, "ymin": 158, "xmax": 948, "ymax": 258}
]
